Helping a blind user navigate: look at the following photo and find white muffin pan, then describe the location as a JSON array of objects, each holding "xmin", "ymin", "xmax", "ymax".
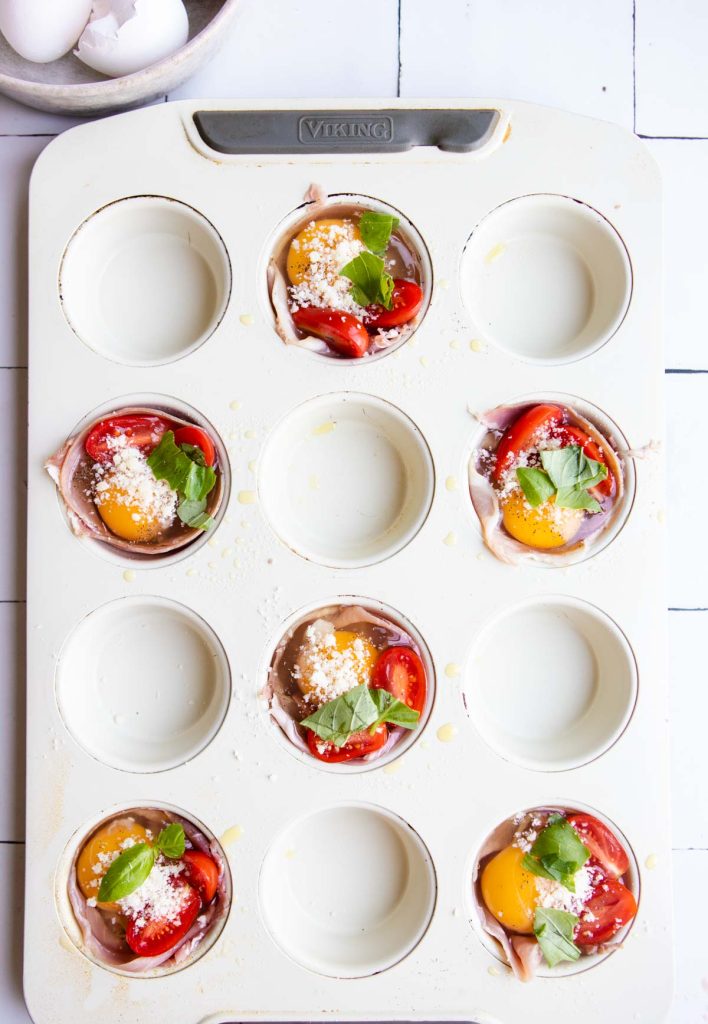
[{"xmin": 25, "ymin": 100, "xmax": 671, "ymax": 1023}]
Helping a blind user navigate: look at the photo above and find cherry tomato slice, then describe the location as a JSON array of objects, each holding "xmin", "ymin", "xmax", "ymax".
[
  {"xmin": 492, "ymin": 404, "xmax": 565, "ymax": 484},
  {"xmin": 306, "ymin": 724, "xmax": 388, "ymax": 763},
  {"xmin": 575, "ymin": 877, "xmax": 637, "ymax": 946},
  {"xmin": 371, "ymin": 646, "xmax": 427, "ymax": 715},
  {"xmin": 555, "ymin": 425, "xmax": 615, "ymax": 499},
  {"xmin": 173, "ymin": 426, "xmax": 216, "ymax": 467},
  {"xmin": 181, "ymin": 850, "xmax": 219, "ymax": 905},
  {"xmin": 124, "ymin": 882, "xmax": 200, "ymax": 957},
  {"xmin": 292, "ymin": 307, "xmax": 370, "ymax": 358},
  {"xmin": 85, "ymin": 415, "xmax": 173, "ymax": 464},
  {"xmin": 568, "ymin": 814, "xmax": 630, "ymax": 878},
  {"xmin": 366, "ymin": 280, "xmax": 424, "ymax": 328}
]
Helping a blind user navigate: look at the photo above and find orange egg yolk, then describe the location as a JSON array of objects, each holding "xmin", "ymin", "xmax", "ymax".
[
  {"xmin": 480, "ymin": 845, "xmax": 539, "ymax": 934},
  {"xmin": 76, "ymin": 820, "xmax": 149, "ymax": 902},
  {"xmin": 286, "ymin": 218, "xmax": 361, "ymax": 286},
  {"xmin": 297, "ymin": 629, "xmax": 378, "ymax": 697},
  {"xmin": 96, "ymin": 480, "xmax": 164, "ymax": 543},
  {"xmin": 501, "ymin": 491, "xmax": 584, "ymax": 550}
]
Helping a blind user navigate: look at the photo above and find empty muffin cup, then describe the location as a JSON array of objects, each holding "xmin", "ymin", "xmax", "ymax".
[
  {"xmin": 464, "ymin": 596, "xmax": 637, "ymax": 771},
  {"xmin": 460, "ymin": 194, "xmax": 631, "ymax": 364},
  {"xmin": 259, "ymin": 802, "xmax": 436, "ymax": 977},
  {"xmin": 56, "ymin": 596, "xmax": 231, "ymax": 772},
  {"xmin": 258, "ymin": 393, "xmax": 435, "ymax": 567},
  {"xmin": 60, "ymin": 196, "xmax": 231, "ymax": 365}
]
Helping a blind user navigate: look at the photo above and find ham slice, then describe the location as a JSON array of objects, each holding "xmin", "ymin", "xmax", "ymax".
[{"xmin": 46, "ymin": 406, "xmax": 223, "ymax": 557}]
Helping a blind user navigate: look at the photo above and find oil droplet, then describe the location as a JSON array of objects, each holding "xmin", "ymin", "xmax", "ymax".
[
  {"xmin": 445, "ymin": 663, "xmax": 461, "ymax": 679},
  {"xmin": 222, "ymin": 547, "xmax": 233, "ymax": 558},
  {"xmin": 208, "ymin": 537, "xmax": 219, "ymax": 548},
  {"xmin": 469, "ymin": 338, "xmax": 484, "ymax": 352},
  {"xmin": 419, "ymin": 356, "xmax": 429, "ymax": 368},
  {"xmin": 122, "ymin": 570, "xmax": 135, "ymax": 583},
  {"xmin": 383, "ymin": 760, "xmax": 402, "ymax": 775},
  {"xmin": 208, "ymin": 561, "xmax": 217, "ymax": 570},
  {"xmin": 312, "ymin": 420, "xmax": 336, "ymax": 436},
  {"xmin": 645, "ymin": 853, "xmax": 658, "ymax": 870},
  {"xmin": 437, "ymin": 723, "xmax": 458, "ymax": 743},
  {"xmin": 449, "ymin": 339, "xmax": 460, "ymax": 351},
  {"xmin": 284, "ymin": 848, "xmax": 296, "ymax": 860},
  {"xmin": 248, "ymin": 459, "xmax": 257, "ymax": 473},
  {"xmin": 186, "ymin": 567, "xmax": 197, "ymax": 577},
  {"xmin": 485, "ymin": 242, "xmax": 505, "ymax": 264},
  {"xmin": 221, "ymin": 825, "xmax": 244, "ymax": 847},
  {"xmin": 443, "ymin": 531, "xmax": 457, "ymax": 547},
  {"xmin": 239, "ymin": 313, "xmax": 254, "ymax": 326},
  {"xmin": 656, "ymin": 509, "xmax": 665, "ymax": 524},
  {"xmin": 438, "ymin": 278, "xmax": 450, "ymax": 290},
  {"xmin": 445, "ymin": 475, "xmax": 458, "ymax": 491},
  {"xmin": 488, "ymin": 964, "xmax": 501, "ymax": 977},
  {"xmin": 229, "ymin": 400, "xmax": 241, "ymax": 411},
  {"xmin": 244, "ymin": 429, "xmax": 257, "ymax": 440},
  {"xmin": 238, "ymin": 490, "xmax": 257, "ymax": 504}
]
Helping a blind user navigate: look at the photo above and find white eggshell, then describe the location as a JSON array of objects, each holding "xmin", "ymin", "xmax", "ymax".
[
  {"xmin": 0, "ymin": 0, "xmax": 92, "ymax": 63},
  {"xmin": 75, "ymin": 0, "xmax": 189, "ymax": 78}
]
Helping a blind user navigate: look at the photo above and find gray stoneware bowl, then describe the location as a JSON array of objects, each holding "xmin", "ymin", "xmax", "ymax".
[{"xmin": 0, "ymin": 0, "xmax": 239, "ymax": 116}]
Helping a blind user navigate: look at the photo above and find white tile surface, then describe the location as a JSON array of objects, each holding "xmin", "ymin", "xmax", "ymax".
[
  {"xmin": 0, "ymin": 371, "xmax": 26, "ymax": 603},
  {"xmin": 647, "ymin": 139, "xmax": 708, "ymax": 369},
  {"xmin": 170, "ymin": 0, "xmax": 399, "ymax": 100},
  {"xmin": 636, "ymin": 0, "xmax": 708, "ymax": 138},
  {"xmin": 669, "ymin": 613, "xmax": 708, "ymax": 849},
  {"xmin": 0, "ymin": 845, "xmax": 29, "ymax": 1024},
  {"xmin": 399, "ymin": 0, "xmax": 634, "ymax": 127},
  {"xmin": 0, "ymin": 94, "xmax": 81, "ymax": 136},
  {"xmin": 0, "ymin": 605, "xmax": 24, "ymax": 844},
  {"xmin": 667, "ymin": 373, "xmax": 707, "ymax": 608},
  {"xmin": 0, "ymin": 137, "xmax": 50, "ymax": 369},
  {"xmin": 671, "ymin": 851, "xmax": 708, "ymax": 1023}
]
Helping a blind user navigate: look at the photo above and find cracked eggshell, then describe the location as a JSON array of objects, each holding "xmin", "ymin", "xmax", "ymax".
[
  {"xmin": 75, "ymin": 0, "xmax": 189, "ymax": 78},
  {"xmin": 0, "ymin": 0, "xmax": 92, "ymax": 63}
]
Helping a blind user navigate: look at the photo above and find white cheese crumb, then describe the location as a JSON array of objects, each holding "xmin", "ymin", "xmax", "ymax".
[{"xmin": 294, "ymin": 620, "xmax": 371, "ymax": 706}]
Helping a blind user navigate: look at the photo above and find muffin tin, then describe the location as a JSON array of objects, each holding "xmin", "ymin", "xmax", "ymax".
[{"xmin": 25, "ymin": 100, "xmax": 671, "ymax": 1022}]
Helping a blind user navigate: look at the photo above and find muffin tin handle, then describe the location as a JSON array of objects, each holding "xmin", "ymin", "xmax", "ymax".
[{"xmin": 192, "ymin": 107, "xmax": 501, "ymax": 154}]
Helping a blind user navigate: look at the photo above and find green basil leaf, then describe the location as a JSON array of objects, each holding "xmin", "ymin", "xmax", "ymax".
[
  {"xmin": 555, "ymin": 486, "xmax": 602, "ymax": 513},
  {"xmin": 147, "ymin": 431, "xmax": 191, "ymax": 492},
  {"xmin": 155, "ymin": 823, "xmax": 185, "ymax": 859},
  {"xmin": 522, "ymin": 816, "xmax": 590, "ymax": 890},
  {"xmin": 516, "ymin": 467, "xmax": 556, "ymax": 507},
  {"xmin": 359, "ymin": 211, "xmax": 399, "ymax": 255},
  {"xmin": 541, "ymin": 446, "xmax": 607, "ymax": 490},
  {"xmin": 340, "ymin": 251, "xmax": 395, "ymax": 309},
  {"xmin": 533, "ymin": 908, "xmax": 581, "ymax": 967},
  {"xmin": 148, "ymin": 431, "xmax": 216, "ymax": 515},
  {"xmin": 97, "ymin": 843, "xmax": 154, "ymax": 903},
  {"xmin": 179, "ymin": 442, "xmax": 206, "ymax": 467},
  {"xmin": 369, "ymin": 687, "xmax": 420, "ymax": 731},
  {"xmin": 301, "ymin": 684, "xmax": 379, "ymax": 747}
]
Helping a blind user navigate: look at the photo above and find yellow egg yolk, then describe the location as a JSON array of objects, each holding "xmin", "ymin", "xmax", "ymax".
[
  {"xmin": 480, "ymin": 845, "xmax": 539, "ymax": 934},
  {"xmin": 96, "ymin": 480, "xmax": 164, "ymax": 543},
  {"xmin": 286, "ymin": 218, "xmax": 361, "ymax": 285},
  {"xmin": 501, "ymin": 491, "xmax": 583, "ymax": 550},
  {"xmin": 296, "ymin": 628, "xmax": 378, "ymax": 698},
  {"xmin": 76, "ymin": 820, "xmax": 149, "ymax": 902}
]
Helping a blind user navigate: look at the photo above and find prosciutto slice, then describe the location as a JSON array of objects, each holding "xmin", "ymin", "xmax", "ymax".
[
  {"xmin": 469, "ymin": 403, "xmax": 626, "ymax": 566},
  {"xmin": 264, "ymin": 604, "xmax": 417, "ymax": 764},
  {"xmin": 46, "ymin": 406, "xmax": 223, "ymax": 556},
  {"xmin": 67, "ymin": 810, "xmax": 229, "ymax": 976}
]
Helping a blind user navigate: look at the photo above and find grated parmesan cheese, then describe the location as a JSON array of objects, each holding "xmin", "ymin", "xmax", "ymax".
[
  {"xmin": 117, "ymin": 855, "xmax": 187, "ymax": 929},
  {"xmin": 294, "ymin": 620, "xmax": 373, "ymax": 706},
  {"xmin": 289, "ymin": 219, "xmax": 367, "ymax": 316},
  {"xmin": 92, "ymin": 434, "xmax": 177, "ymax": 527}
]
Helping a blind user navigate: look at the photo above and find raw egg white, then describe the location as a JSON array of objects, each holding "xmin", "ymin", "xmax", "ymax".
[
  {"xmin": 75, "ymin": 0, "xmax": 189, "ymax": 78},
  {"xmin": 0, "ymin": 0, "xmax": 92, "ymax": 63}
]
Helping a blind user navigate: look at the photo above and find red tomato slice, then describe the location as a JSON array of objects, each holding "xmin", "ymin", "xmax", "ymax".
[
  {"xmin": 568, "ymin": 814, "xmax": 630, "ymax": 879},
  {"xmin": 366, "ymin": 280, "xmax": 424, "ymax": 328},
  {"xmin": 124, "ymin": 882, "xmax": 200, "ymax": 957},
  {"xmin": 306, "ymin": 724, "xmax": 388, "ymax": 763},
  {"xmin": 292, "ymin": 307, "xmax": 370, "ymax": 358},
  {"xmin": 492, "ymin": 404, "xmax": 565, "ymax": 484},
  {"xmin": 371, "ymin": 646, "xmax": 427, "ymax": 715},
  {"xmin": 85, "ymin": 415, "xmax": 173, "ymax": 464},
  {"xmin": 556, "ymin": 425, "xmax": 615, "ymax": 499},
  {"xmin": 575, "ymin": 877, "xmax": 637, "ymax": 947},
  {"xmin": 181, "ymin": 850, "xmax": 219, "ymax": 905},
  {"xmin": 173, "ymin": 426, "xmax": 216, "ymax": 467}
]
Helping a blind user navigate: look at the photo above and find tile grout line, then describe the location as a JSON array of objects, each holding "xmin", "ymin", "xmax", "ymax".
[
  {"xmin": 396, "ymin": 0, "xmax": 402, "ymax": 97},
  {"xmin": 632, "ymin": 0, "xmax": 637, "ymax": 134}
]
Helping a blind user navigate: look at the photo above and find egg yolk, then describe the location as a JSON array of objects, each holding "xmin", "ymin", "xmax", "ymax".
[
  {"xmin": 501, "ymin": 491, "xmax": 583, "ymax": 550},
  {"xmin": 480, "ymin": 845, "xmax": 539, "ymax": 934},
  {"xmin": 286, "ymin": 218, "xmax": 361, "ymax": 285},
  {"xmin": 297, "ymin": 629, "xmax": 378, "ymax": 696},
  {"xmin": 76, "ymin": 820, "xmax": 149, "ymax": 902},
  {"xmin": 96, "ymin": 481, "xmax": 164, "ymax": 543}
]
